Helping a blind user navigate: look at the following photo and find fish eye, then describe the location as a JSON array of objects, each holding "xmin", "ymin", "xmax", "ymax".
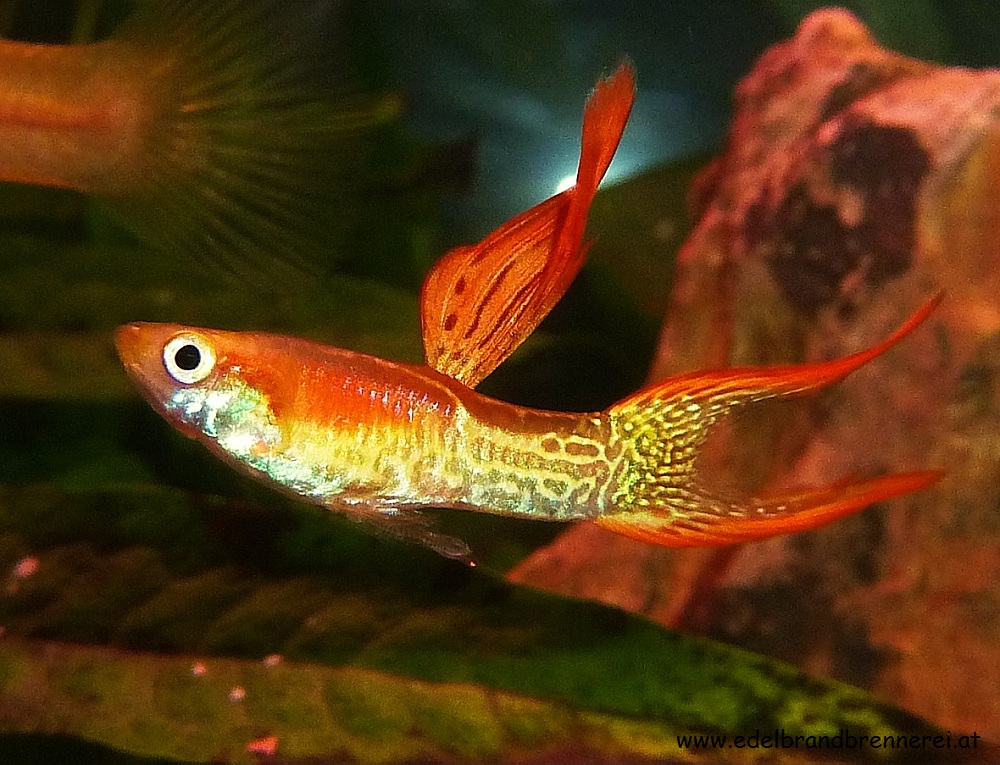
[{"xmin": 163, "ymin": 333, "xmax": 216, "ymax": 384}]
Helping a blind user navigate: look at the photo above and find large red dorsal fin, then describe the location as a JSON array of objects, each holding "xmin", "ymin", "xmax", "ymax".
[{"xmin": 420, "ymin": 62, "xmax": 635, "ymax": 387}]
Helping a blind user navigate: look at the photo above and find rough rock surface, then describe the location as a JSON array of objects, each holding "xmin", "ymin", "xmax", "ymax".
[{"xmin": 510, "ymin": 9, "xmax": 1000, "ymax": 741}]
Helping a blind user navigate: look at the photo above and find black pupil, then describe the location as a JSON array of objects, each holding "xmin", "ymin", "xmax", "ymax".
[{"xmin": 174, "ymin": 344, "xmax": 202, "ymax": 371}]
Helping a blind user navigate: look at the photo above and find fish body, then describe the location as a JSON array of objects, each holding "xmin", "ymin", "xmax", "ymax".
[
  {"xmin": 117, "ymin": 324, "xmax": 613, "ymax": 530},
  {"xmin": 116, "ymin": 63, "xmax": 941, "ymax": 562},
  {"xmin": 115, "ymin": 297, "xmax": 941, "ymax": 563}
]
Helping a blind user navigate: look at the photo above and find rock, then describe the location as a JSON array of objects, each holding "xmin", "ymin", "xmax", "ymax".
[{"xmin": 510, "ymin": 9, "xmax": 1000, "ymax": 740}]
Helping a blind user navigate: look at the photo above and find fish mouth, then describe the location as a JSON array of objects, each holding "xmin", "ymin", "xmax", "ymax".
[
  {"xmin": 114, "ymin": 323, "xmax": 145, "ymax": 370},
  {"xmin": 114, "ymin": 322, "xmax": 203, "ymax": 440},
  {"xmin": 114, "ymin": 322, "xmax": 166, "ymax": 400},
  {"xmin": 115, "ymin": 321, "xmax": 184, "ymax": 375}
]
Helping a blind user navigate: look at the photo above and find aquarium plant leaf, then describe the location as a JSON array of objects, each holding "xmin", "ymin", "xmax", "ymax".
[{"xmin": 0, "ymin": 484, "xmax": 965, "ymax": 764}]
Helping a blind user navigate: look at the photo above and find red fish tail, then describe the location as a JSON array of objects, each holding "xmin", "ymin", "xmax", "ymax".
[
  {"xmin": 598, "ymin": 295, "xmax": 943, "ymax": 547},
  {"xmin": 594, "ymin": 471, "xmax": 942, "ymax": 547},
  {"xmin": 0, "ymin": 1, "xmax": 401, "ymax": 277}
]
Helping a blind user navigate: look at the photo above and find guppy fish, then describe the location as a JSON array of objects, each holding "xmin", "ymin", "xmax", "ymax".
[
  {"xmin": 116, "ymin": 63, "xmax": 941, "ymax": 563},
  {"xmin": 0, "ymin": 0, "xmax": 395, "ymax": 273}
]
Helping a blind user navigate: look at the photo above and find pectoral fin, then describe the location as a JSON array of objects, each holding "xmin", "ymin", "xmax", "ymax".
[{"xmin": 338, "ymin": 502, "xmax": 474, "ymax": 565}]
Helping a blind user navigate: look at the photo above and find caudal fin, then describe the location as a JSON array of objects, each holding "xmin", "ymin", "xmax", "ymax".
[
  {"xmin": 597, "ymin": 295, "xmax": 943, "ymax": 547},
  {"xmin": 594, "ymin": 471, "xmax": 943, "ymax": 547},
  {"xmin": 105, "ymin": 0, "xmax": 401, "ymax": 277}
]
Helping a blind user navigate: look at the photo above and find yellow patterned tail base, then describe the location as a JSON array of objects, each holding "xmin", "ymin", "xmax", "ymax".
[{"xmin": 598, "ymin": 294, "xmax": 943, "ymax": 547}]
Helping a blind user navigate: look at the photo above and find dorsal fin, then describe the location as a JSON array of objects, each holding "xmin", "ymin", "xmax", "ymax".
[{"xmin": 420, "ymin": 62, "xmax": 635, "ymax": 387}]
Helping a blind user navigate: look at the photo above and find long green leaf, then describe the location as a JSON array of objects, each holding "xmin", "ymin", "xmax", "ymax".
[{"xmin": 0, "ymin": 485, "xmax": 954, "ymax": 763}]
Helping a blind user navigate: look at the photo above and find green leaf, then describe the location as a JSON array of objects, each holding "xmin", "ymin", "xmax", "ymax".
[{"xmin": 0, "ymin": 485, "xmax": 951, "ymax": 763}]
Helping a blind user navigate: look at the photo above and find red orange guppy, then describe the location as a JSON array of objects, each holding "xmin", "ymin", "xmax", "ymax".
[{"xmin": 115, "ymin": 63, "xmax": 941, "ymax": 564}]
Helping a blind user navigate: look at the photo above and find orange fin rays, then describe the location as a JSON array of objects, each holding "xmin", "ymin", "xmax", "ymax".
[
  {"xmin": 602, "ymin": 294, "xmax": 943, "ymax": 547},
  {"xmin": 619, "ymin": 292, "xmax": 942, "ymax": 411},
  {"xmin": 420, "ymin": 62, "xmax": 635, "ymax": 387},
  {"xmin": 594, "ymin": 471, "xmax": 943, "ymax": 547}
]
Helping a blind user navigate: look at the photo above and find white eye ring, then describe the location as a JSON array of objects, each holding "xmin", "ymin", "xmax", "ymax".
[{"xmin": 163, "ymin": 333, "xmax": 216, "ymax": 385}]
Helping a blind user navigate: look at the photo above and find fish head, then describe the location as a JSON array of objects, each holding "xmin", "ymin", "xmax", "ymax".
[{"xmin": 115, "ymin": 323, "xmax": 285, "ymax": 454}]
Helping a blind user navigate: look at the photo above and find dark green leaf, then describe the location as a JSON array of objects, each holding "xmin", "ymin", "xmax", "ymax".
[{"xmin": 0, "ymin": 485, "xmax": 952, "ymax": 763}]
